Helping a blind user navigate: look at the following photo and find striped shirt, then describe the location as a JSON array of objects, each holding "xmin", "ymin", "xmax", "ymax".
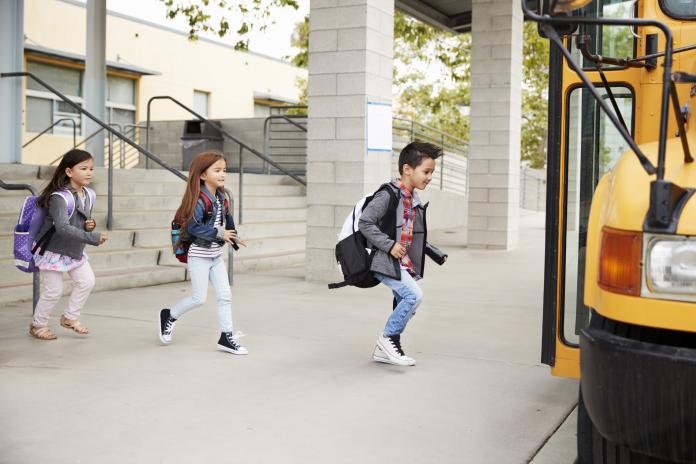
[{"xmin": 188, "ymin": 198, "xmax": 224, "ymax": 259}]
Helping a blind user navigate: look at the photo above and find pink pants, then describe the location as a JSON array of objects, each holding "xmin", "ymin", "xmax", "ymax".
[{"xmin": 32, "ymin": 261, "xmax": 96, "ymax": 327}]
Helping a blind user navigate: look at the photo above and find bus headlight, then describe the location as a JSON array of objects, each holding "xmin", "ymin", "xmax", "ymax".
[{"xmin": 646, "ymin": 237, "xmax": 696, "ymax": 294}]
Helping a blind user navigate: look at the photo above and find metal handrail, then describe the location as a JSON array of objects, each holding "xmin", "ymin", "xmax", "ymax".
[
  {"xmin": 392, "ymin": 116, "xmax": 468, "ymax": 149},
  {"xmin": 145, "ymin": 96, "xmax": 307, "ymax": 224},
  {"xmin": 1, "ymin": 73, "xmax": 240, "ymax": 284},
  {"xmin": 23, "ymin": 118, "xmax": 78, "ymax": 149},
  {"xmin": 0, "ymin": 179, "xmax": 40, "ymax": 311},
  {"xmin": 262, "ymin": 115, "xmax": 308, "ymax": 176},
  {"xmin": 1, "ymin": 72, "xmax": 187, "ymax": 181}
]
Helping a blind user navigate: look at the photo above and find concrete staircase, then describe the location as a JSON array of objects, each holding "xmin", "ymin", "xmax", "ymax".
[{"xmin": 0, "ymin": 164, "xmax": 306, "ymax": 305}]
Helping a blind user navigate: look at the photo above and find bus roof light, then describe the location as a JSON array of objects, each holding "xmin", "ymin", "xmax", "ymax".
[{"xmin": 550, "ymin": 0, "xmax": 592, "ymax": 14}]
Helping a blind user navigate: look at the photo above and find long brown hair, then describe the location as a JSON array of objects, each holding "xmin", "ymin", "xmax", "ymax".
[
  {"xmin": 175, "ymin": 151, "xmax": 226, "ymax": 226},
  {"xmin": 38, "ymin": 149, "xmax": 93, "ymax": 207}
]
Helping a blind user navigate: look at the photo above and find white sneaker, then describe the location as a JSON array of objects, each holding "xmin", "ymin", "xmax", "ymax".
[{"xmin": 374, "ymin": 334, "xmax": 416, "ymax": 366}]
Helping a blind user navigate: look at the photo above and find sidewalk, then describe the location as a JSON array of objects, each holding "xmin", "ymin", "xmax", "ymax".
[{"xmin": 0, "ymin": 211, "xmax": 578, "ymax": 464}]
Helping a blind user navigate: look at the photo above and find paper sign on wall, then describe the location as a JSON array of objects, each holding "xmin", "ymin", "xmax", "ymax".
[{"xmin": 367, "ymin": 101, "xmax": 392, "ymax": 153}]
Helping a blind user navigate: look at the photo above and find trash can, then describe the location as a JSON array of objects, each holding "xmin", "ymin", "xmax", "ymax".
[{"xmin": 181, "ymin": 120, "xmax": 224, "ymax": 170}]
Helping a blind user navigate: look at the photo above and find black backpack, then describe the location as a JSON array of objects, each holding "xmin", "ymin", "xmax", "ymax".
[{"xmin": 328, "ymin": 184, "xmax": 397, "ymax": 289}]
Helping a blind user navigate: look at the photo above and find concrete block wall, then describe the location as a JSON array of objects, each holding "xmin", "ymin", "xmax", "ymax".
[
  {"xmin": 305, "ymin": 0, "xmax": 395, "ymax": 283},
  {"xmin": 140, "ymin": 118, "xmax": 271, "ymax": 173},
  {"xmin": 467, "ymin": 0, "xmax": 523, "ymax": 250}
]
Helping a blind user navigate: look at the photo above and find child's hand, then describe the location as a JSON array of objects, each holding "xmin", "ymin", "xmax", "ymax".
[
  {"xmin": 223, "ymin": 229, "xmax": 247, "ymax": 247},
  {"xmin": 84, "ymin": 219, "xmax": 96, "ymax": 232},
  {"xmin": 99, "ymin": 232, "xmax": 108, "ymax": 245},
  {"xmin": 390, "ymin": 243, "xmax": 406, "ymax": 259},
  {"xmin": 222, "ymin": 229, "xmax": 237, "ymax": 243}
]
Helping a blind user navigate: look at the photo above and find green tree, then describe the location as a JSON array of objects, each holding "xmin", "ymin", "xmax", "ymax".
[
  {"xmin": 160, "ymin": 0, "xmax": 299, "ymax": 51},
  {"xmin": 522, "ymin": 21, "xmax": 550, "ymax": 168}
]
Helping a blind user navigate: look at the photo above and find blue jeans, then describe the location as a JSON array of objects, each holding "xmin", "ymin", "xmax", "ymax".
[
  {"xmin": 374, "ymin": 269, "xmax": 423, "ymax": 337},
  {"xmin": 171, "ymin": 255, "xmax": 234, "ymax": 332}
]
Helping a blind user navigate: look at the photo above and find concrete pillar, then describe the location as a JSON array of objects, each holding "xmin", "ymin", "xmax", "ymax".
[
  {"xmin": 85, "ymin": 0, "xmax": 107, "ymax": 165},
  {"xmin": 0, "ymin": 0, "xmax": 24, "ymax": 164},
  {"xmin": 467, "ymin": 0, "xmax": 523, "ymax": 249},
  {"xmin": 305, "ymin": 0, "xmax": 394, "ymax": 282}
]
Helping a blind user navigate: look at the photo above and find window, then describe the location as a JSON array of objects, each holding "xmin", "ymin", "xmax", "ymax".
[
  {"xmin": 573, "ymin": 0, "xmax": 637, "ymax": 70},
  {"xmin": 193, "ymin": 90, "xmax": 210, "ymax": 118},
  {"xmin": 25, "ymin": 61, "xmax": 83, "ymax": 136},
  {"xmin": 661, "ymin": 0, "xmax": 696, "ymax": 18},
  {"xmin": 107, "ymin": 76, "xmax": 136, "ymax": 128},
  {"xmin": 25, "ymin": 60, "xmax": 138, "ymax": 135},
  {"xmin": 562, "ymin": 85, "xmax": 634, "ymax": 345}
]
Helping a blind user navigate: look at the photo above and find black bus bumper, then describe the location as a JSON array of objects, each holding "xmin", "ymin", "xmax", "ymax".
[{"xmin": 580, "ymin": 324, "xmax": 696, "ymax": 462}]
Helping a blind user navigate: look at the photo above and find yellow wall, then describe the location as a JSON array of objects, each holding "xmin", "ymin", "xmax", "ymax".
[{"xmin": 22, "ymin": 0, "xmax": 306, "ymax": 164}]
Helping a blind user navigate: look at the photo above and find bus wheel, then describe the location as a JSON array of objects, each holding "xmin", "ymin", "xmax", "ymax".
[{"xmin": 577, "ymin": 388, "xmax": 673, "ymax": 464}]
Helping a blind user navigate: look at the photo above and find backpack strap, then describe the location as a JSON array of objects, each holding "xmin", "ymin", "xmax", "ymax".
[
  {"xmin": 84, "ymin": 186, "xmax": 96, "ymax": 215},
  {"xmin": 50, "ymin": 189, "xmax": 76, "ymax": 218},
  {"xmin": 199, "ymin": 192, "xmax": 214, "ymax": 223}
]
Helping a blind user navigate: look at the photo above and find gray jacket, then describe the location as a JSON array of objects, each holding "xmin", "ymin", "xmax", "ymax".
[
  {"xmin": 36, "ymin": 188, "xmax": 101, "ymax": 259},
  {"xmin": 358, "ymin": 181, "xmax": 428, "ymax": 280}
]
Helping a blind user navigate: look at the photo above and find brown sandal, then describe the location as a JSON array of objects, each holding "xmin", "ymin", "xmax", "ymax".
[
  {"xmin": 29, "ymin": 325, "xmax": 57, "ymax": 340},
  {"xmin": 60, "ymin": 315, "xmax": 89, "ymax": 334}
]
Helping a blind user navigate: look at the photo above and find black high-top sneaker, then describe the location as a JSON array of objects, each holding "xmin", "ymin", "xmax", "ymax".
[
  {"xmin": 217, "ymin": 332, "xmax": 248, "ymax": 355},
  {"xmin": 158, "ymin": 308, "xmax": 177, "ymax": 344},
  {"xmin": 373, "ymin": 333, "xmax": 416, "ymax": 366}
]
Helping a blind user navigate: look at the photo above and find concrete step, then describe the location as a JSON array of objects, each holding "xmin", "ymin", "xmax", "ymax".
[
  {"xmin": 159, "ymin": 249, "xmax": 305, "ymax": 274},
  {"xmin": 237, "ymin": 221, "xmax": 306, "ymax": 239},
  {"xmin": 0, "ymin": 192, "xmax": 306, "ymax": 215},
  {"xmin": 0, "ymin": 248, "xmax": 162, "ymax": 282},
  {"xmin": 1, "ymin": 177, "xmax": 304, "ymax": 199},
  {"xmin": 0, "ymin": 163, "xmax": 41, "ymax": 180},
  {"xmin": 0, "ymin": 207, "xmax": 306, "ymax": 232},
  {"xmin": 0, "ymin": 229, "xmax": 135, "ymax": 259},
  {"xmin": 0, "ymin": 265, "xmax": 187, "ymax": 305},
  {"xmin": 156, "ymin": 234, "xmax": 306, "ymax": 267}
]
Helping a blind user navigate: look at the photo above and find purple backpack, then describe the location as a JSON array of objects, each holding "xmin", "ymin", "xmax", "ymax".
[{"xmin": 14, "ymin": 188, "xmax": 95, "ymax": 272}]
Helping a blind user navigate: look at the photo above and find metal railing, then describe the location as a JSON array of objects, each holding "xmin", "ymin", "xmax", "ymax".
[
  {"xmin": 263, "ymin": 115, "xmax": 307, "ymax": 176},
  {"xmin": 392, "ymin": 117, "xmax": 469, "ymax": 194},
  {"xmin": 2, "ymin": 72, "xmax": 187, "ymax": 234},
  {"xmin": 145, "ymin": 95, "xmax": 307, "ymax": 224},
  {"xmin": 0, "ymin": 179, "xmax": 40, "ymax": 311},
  {"xmin": 23, "ymin": 118, "xmax": 78, "ymax": 149},
  {"xmin": 3, "ymin": 73, "xmax": 241, "ymax": 285}
]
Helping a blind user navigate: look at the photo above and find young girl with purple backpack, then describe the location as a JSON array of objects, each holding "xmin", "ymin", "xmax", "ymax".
[{"xmin": 27, "ymin": 149, "xmax": 108, "ymax": 340}]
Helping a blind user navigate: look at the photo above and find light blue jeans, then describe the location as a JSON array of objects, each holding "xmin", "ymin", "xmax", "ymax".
[
  {"xmin": 375, "ymin": 269, "xmax": 423, "ymax": 337},
  {"xmin": 171, "ymin": 255, "xmax": 233, "ymax": 332}
]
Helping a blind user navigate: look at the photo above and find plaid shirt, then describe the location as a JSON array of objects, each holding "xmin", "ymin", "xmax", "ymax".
[{"xmin": 398, "ymin": 182, "xmax": 421, "ymax": 280}]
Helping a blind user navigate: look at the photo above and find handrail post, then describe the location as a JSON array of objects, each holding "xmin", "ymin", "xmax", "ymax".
[
  {"xmin": 225, "ymin": 188, "xmax": 235, "ymax": 287},
  {"xmin": 440, "ymin": 134, "xmax": 445, "ymax": 190},
  {"xmin": 145, "ymin": 99, "xmax": 152, "ymax": 169},
  {"xmin": 107, "ymin": 129, "xmax": 113, "ymax": 230},
  {"xmin": 238, "ymin": 146, "xmax": 244, "ymax": 225}
]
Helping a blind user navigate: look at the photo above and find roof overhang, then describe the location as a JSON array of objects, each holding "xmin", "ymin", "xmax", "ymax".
[
  {"xmin": 24, "ymin": 44, "xmax": 160, "ymax": 76},
  {"xmin": 395, "ymin": 0, "xmax": 472, "ymax": 33}
]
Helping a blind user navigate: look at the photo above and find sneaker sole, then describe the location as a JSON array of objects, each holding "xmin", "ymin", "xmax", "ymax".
[{"xmin": 216, "ymin": 344, "xmax": 248, "ymax": 355}]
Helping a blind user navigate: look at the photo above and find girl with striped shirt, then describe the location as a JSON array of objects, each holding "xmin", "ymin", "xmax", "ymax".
[{"xmin": 158, "ymin": 151, "xmax": 248, "ymax": 354}]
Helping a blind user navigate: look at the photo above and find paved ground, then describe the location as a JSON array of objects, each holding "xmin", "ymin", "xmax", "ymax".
[{"xmin": 0, "ymin": 211, "xmax": 578, "ymax": 464}]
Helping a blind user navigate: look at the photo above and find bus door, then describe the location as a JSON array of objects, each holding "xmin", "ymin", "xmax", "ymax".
[{"xmin": 541, "ymin": 0, "xmax": 642, "ymax": 378}]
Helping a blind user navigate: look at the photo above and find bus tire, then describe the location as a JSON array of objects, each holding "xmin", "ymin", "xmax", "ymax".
[{"xmin": 577, "ymin": 387, "xmax": 674, "ymax": 464}]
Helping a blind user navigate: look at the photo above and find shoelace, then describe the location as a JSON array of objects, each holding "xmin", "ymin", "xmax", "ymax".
[
  {"xmin": 389, "ymin": 336, "xmax": 405, "ymax": 356},
  {"xmin": 164, "ymin": 318, "xmax": 175, "ymax": 335},
  {"xmin": 225, "ymin": 333, "xmax": 241, "ymax": 349}
]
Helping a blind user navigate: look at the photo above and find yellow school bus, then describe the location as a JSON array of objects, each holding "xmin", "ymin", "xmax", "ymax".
[{"xmin": 524, "ymin": 0, "xmax": 696, "ymax": 462}]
